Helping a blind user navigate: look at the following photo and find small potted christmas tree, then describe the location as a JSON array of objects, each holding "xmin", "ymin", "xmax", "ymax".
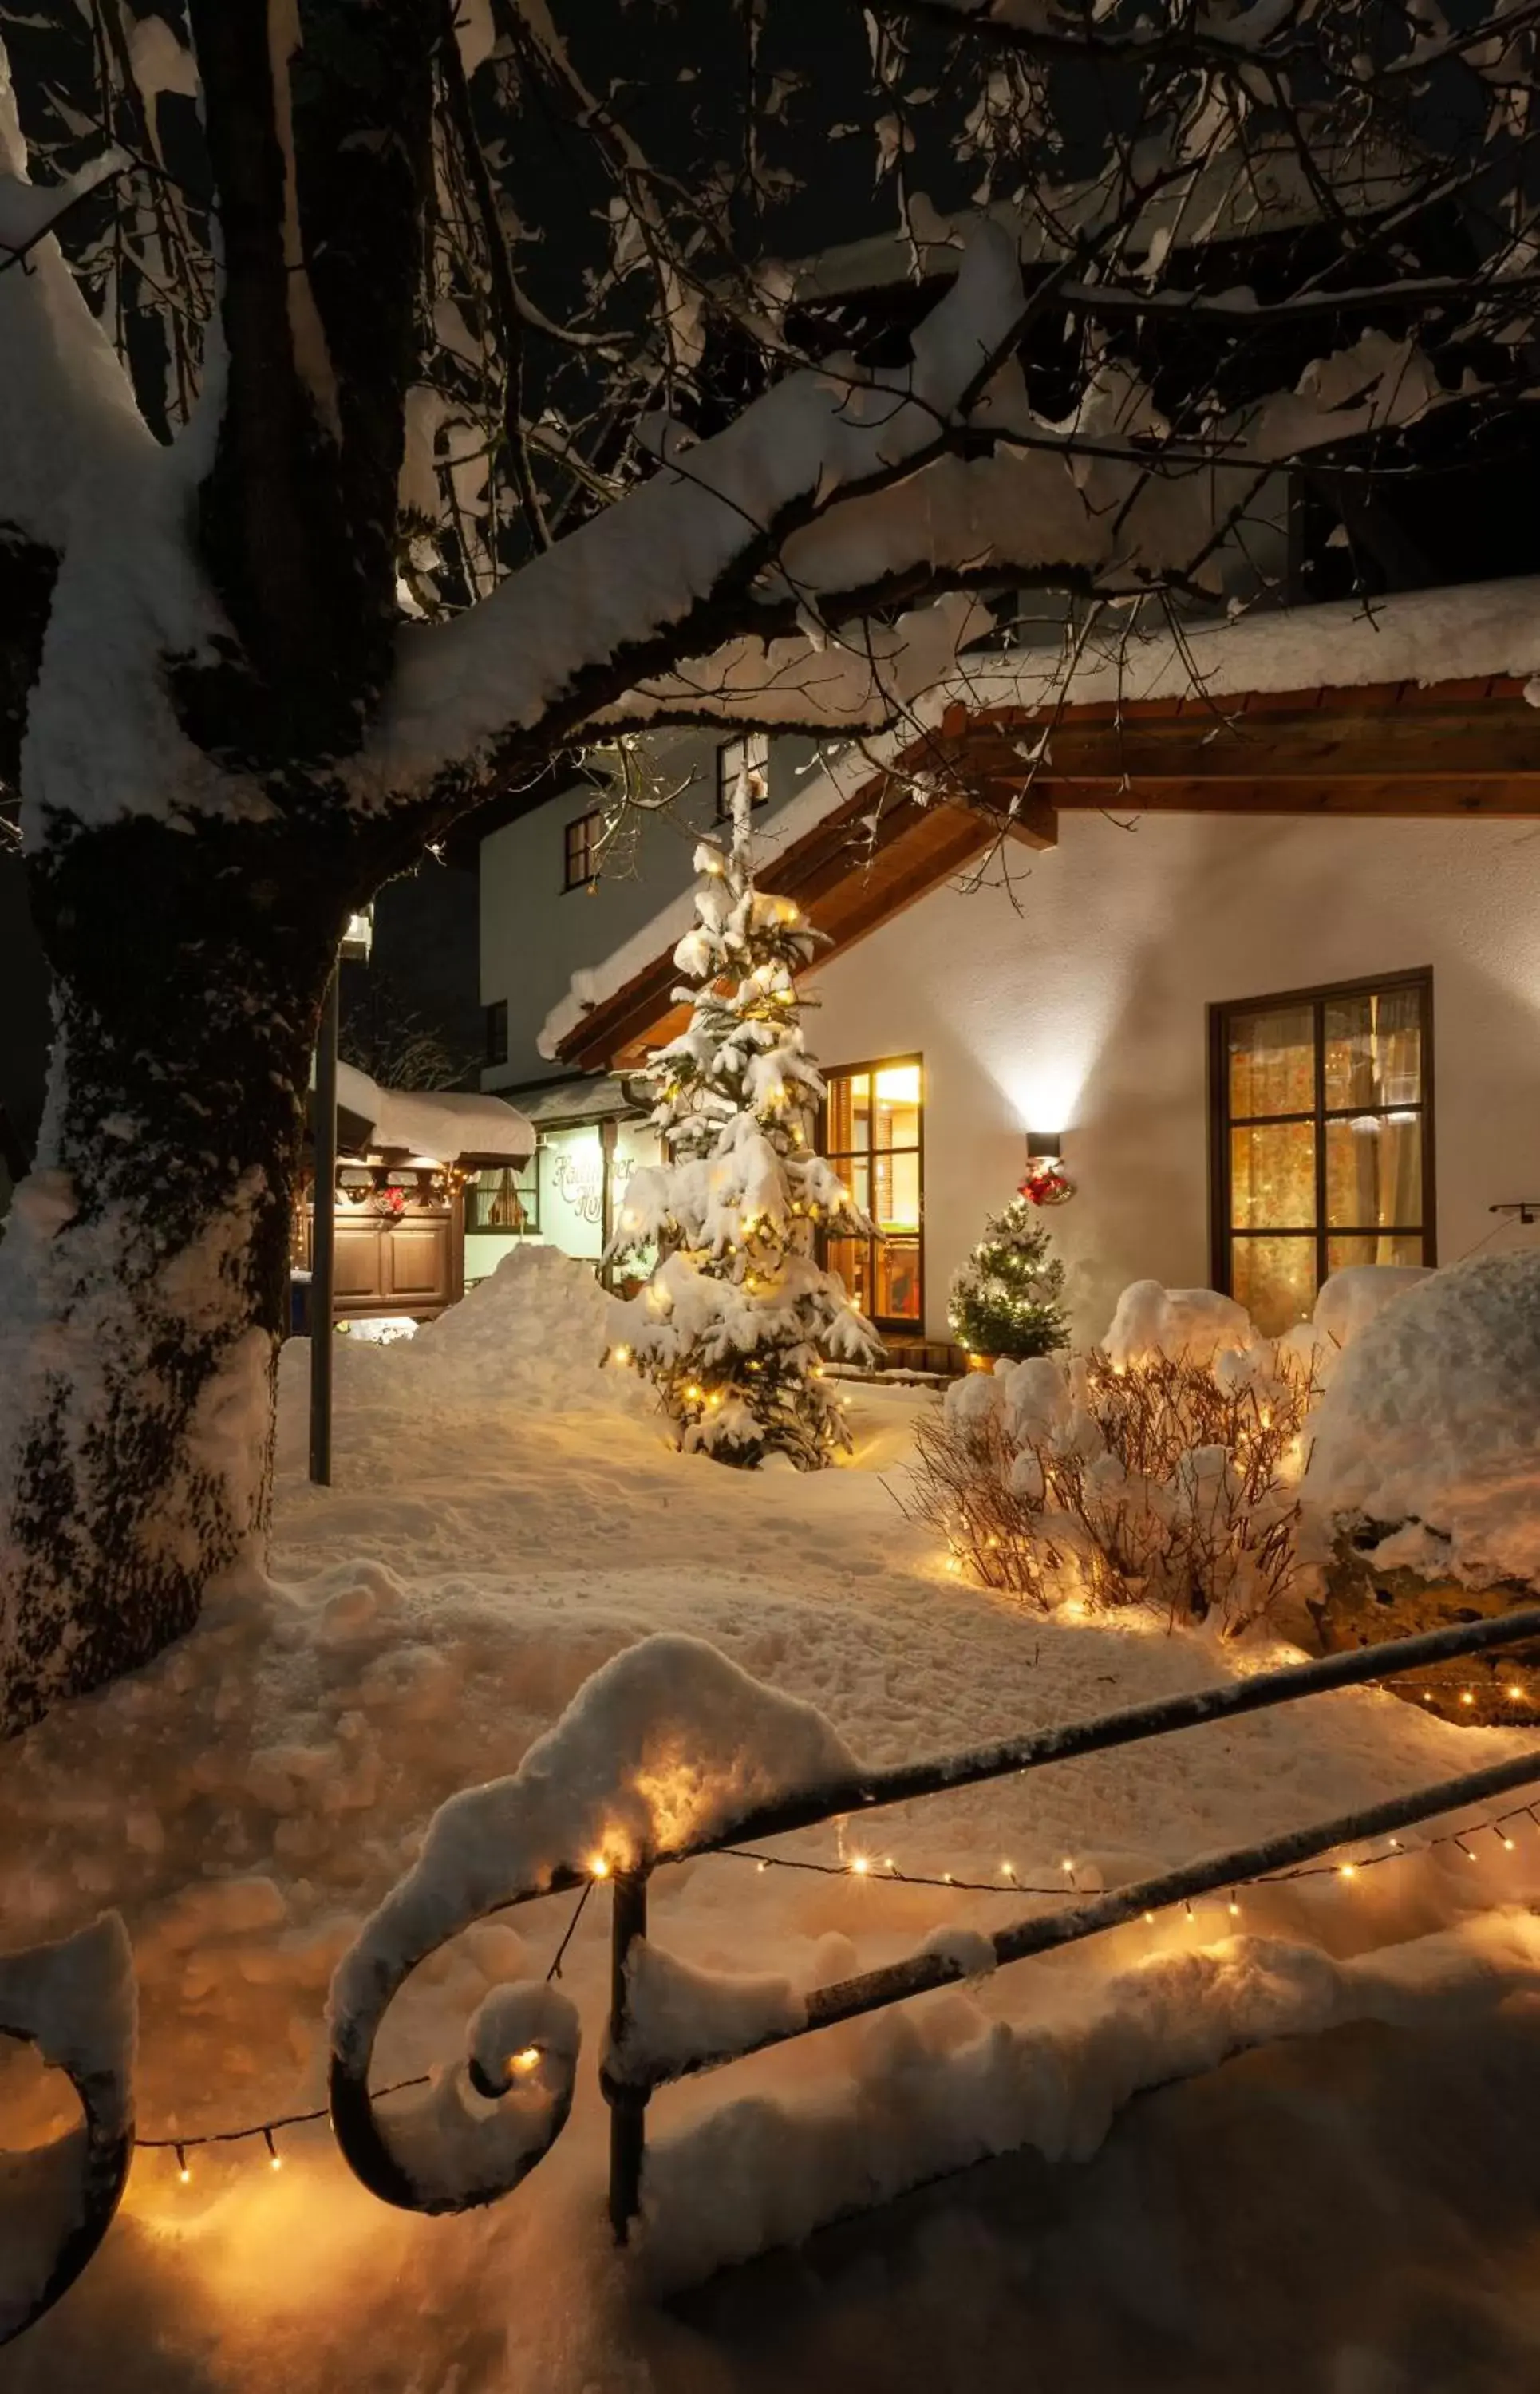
[
  {"xmin": 608, "ymin": 770, "xmax": 883, "ymax": 1468},
  {"xmin": 949, "ymin": 1193, "xmax": 1069, "ymax": 1361}
]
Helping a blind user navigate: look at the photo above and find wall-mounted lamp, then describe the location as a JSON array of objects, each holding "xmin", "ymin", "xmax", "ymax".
[
  {"xmin": 342, "ymin": 908, "xmax": 374, "ymax": 964},
  {"xmin": 1021, "ymin": 1131, "xmax": 1074, "ymax": 1207}
]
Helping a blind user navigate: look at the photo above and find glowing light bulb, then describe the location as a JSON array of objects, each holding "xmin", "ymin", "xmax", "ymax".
[
  {"xmin": 1001, "ymin": 1861, "xmax": 1016, "ymax": 1880},
  {"xmin": 511, "ymin": 2047, "xmax": 541, "ymax": 2076},
  {"xmin": 850, "ymin": 1855, "xmax": 870, "ymax": 1877},
  {"xmin": 590, "ymin": 1855, "xmax": 611, "ymax": 1879},
  {"xmin": 1460, "ymin": 1689, "xmax": 1475, "ymax": 1707},
  {"xmin": 1143, "ymin": 1910, "xmax": 1156, "ymax": 1926},
  {"xmin": 1502, "ymin": 1836, "xmax": 1516, "ymax": 1851},
  {"xmin": 1060, "ymin": 1858, "xmax": 1075, "ymax": 1876},
  {"xmin": 1509, "ymin": 1685, "xmax": 1526, "ymax": 1701},
  {"xmin": 610, "ymin": 1345, "xmax": 632, "ymax": 1365},
  {"xmin": 1338, "ymin": 1863, "xmax": 1356, "ymax": 1880}
]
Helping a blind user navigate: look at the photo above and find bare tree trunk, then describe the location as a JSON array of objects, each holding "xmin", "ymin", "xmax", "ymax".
[{"xmin": 0, "ymin": 818, "xmax": 346, "ymax": 1736}]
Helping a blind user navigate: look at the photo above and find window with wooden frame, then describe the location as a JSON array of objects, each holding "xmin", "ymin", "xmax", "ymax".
[
  {"xmin": 563, "ymin": 810, "xmax": 600, "ymax": 891},
  {"xmin": 1210, "ymin": 970, "xmax": 1435, "ymax": 1337},
  {"xmin": 464, "ymin": 1156, "xmax": 539, "ymax": 1236},
  {"xmin": 714, "ymin": 732, "xmax": 770, "ymax": 821},
  {"xmin": 823, "ymin": 1056, "xmax": 923, "ymax": 1329}
]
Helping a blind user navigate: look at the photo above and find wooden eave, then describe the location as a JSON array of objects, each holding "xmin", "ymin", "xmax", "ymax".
[{"xmin": 556, "ymin": 671, "xmax": 1539, "ymax": 1073}]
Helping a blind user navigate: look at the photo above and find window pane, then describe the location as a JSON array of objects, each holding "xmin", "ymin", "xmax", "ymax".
[
  {"xmin": 875, "ymin": 1235, "xmax": 922, "ymax": 1321},
  {"xmin": 827, "ymin": 1235, "xmax": 871, "ymax": 1313},
  {"xmin": 1324, "ymin": 987, "xmax": 1423, "ymax": 1112},
  {"xmin": 840, "ymin": 1155, "xmax": 871, "ymax": 1217},
  {"xmin": 1325, "ymin": 1115, "xmax": 1422, "ymax": 1230},
  {"xmin": 872, "ymin": 1063, "xmax": 921, "ymax": 1150},
  {"xmin": 1327, "ymin": 1233, "xmax": 1425, "ymax": 1274},
  {"xmin": 873, "ymin": 1148, "xmax": 921, "ymax": 1231},
  {"xmin": 1230, "ymin": 1236, "xmax": 1317, "ymax": 1335},
  {"xmin": 468, "ymin": 1164, "xmax": 536, "ymax": 1233},
  {"xmin": 1228, "ymin": 1005, "xmax": 1314, "ymax": 1118},
  {"xmin": 826, "ymin": 1072, "xmax": 869, "ymax": 1154},
  {"xmin": 1230, "ymin": 1122, "xmax": 1315, "ymax": 1231}
]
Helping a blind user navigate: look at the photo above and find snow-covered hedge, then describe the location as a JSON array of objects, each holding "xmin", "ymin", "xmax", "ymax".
[{"xmin": 1303, "ymin": 1250, "xmax": 1540, "ymax": 1589}]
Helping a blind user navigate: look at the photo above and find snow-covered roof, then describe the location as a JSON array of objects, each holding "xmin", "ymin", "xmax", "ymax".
[
  {"xmin": 333, "ymin": 1060, "xmax": 533, "ymax": 1164},
  {"xmin": 506, "ymin": 1072, "xmax": 645, "ymax": 1129},
  {"xmin": 539, "ymin": 575, "xmax": 1540, "ymax": 1061}
]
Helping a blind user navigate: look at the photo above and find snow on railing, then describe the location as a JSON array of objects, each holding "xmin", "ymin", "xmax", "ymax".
[
  {"xmin": 12, "ymin": 1608, "xmax": 1540, "ymax": 2347},
  {"xmin": 325, "ymin": 1605, "xmax": 1540, "ymax": 2246},
  {"xmin": 0, "ymin": 1914, "xmax": 136, "ymax": 2345}
]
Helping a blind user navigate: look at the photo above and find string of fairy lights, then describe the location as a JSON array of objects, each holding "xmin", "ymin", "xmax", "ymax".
[
  {"xmin": 135, "ymin": 1878, "xmax": 597, "ymax": 2183},
  {"xmin": 127, "ymin": 1784, "xmax": 1540, "ymax": 2182}
]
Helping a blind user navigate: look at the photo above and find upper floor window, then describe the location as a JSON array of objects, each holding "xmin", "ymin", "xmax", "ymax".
[
  {"xmin": 823, "ymin": 1057, "xmax": 923, "ymax": 1329},
  {"xmin": 484, "ymin": 998, "xmax": 508, "ymax": 1067},
  {"xmin": 1211, "ymin": 971, "xmax": 1434, "ymax": 1336},
  {"xmin": 715, "ymin": 732, "xmax": 770, "ymax": 822},
  {"xmin": 563, "ymin": 810, "xmax": 600, "ymax": 891}
]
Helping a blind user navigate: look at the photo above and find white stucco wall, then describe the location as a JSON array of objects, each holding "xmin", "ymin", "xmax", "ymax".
[
  {"xmin": 804, "ymin": 812, "xmax": 1540, "ymax": 1343},
  {"xmin": 480, "ymin": 729, "xmax": 822, "ymax": 1090}
]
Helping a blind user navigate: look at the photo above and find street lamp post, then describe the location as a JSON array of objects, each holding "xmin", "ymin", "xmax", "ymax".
[{"xmin": 310, "ymin": 909, "xmax": 373, "ymax": 1486}]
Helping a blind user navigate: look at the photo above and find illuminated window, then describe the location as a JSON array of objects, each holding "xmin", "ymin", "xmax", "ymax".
[
  {"xmin": 563, "ymin": 811, "xmax": 600, "ymax": 891},
  {"xmin": 823, "ymin": 1057, "xmax": 923, "ymax": 1328},
  {"xmin": 1210, "ymin": 973, "xmax": 1434, "ymax": 1335},
  {"xmin": 714, "ymin": 732, "xmax": 770, "ymax": 821},
  {"xmin": 465, "ymin": 1157, "xmax": 539, "ymax": 1236}
]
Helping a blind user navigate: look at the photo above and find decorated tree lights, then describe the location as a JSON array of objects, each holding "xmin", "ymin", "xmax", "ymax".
[
  {"xmin": 608, "ymin": 772, "xmax": 883, "ymax": 1467},
  {"xmin": 948, "ymin": 1188, "xmax": 1070, "ymax": 1362}
]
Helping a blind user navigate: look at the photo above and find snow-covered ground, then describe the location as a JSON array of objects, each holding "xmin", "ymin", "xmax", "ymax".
[{"xmin": 4, "ymin": 1250, "xmax": 1540, "ymax": 2392}]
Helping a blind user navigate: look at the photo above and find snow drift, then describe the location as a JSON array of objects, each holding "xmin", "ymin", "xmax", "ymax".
[{"xmin": 1304, "ymin": 1251, "xmax": 1540, "ymax": 1586}]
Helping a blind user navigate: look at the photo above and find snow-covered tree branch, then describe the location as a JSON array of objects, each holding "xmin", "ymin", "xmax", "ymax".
[{"xmin": 1, "ymin": 0, "xmax": 1536, "ymax": 1731}]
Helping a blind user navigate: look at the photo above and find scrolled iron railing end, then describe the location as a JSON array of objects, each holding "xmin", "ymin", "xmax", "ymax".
[
  {"xmin": 0, "ymin": 1911, "xmax": 136, "ymax": 2347},
  {"xmin": 328, "ymin": 1898, "xmax": 583, "ymax": 2215}
]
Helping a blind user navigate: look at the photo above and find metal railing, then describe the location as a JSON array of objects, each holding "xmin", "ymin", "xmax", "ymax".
[{"xmin": 325, "ymin": 1602, "xmax": 1540, "ymax": 2242}]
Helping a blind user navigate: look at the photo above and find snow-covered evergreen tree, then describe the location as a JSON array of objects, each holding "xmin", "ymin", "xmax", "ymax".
[
  {"xmin": 609, "ymin": 776, "xmax": 883, "ymax": 1468},
  {"xmin": 949, "ymin": 1195, "xmax": 1069, "ymax": 1361}
]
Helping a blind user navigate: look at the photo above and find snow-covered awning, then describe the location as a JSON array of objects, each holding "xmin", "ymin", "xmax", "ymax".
[
  {"xmin": 509, "ymin": 1072, "xmax": 646, "ymax": 1131},
  {"xmin": 330, "ymin": 1061, "xmax": 533, "ymax": 1167}
]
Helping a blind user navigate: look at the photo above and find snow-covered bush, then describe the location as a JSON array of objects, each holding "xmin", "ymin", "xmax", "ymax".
[
  {"xmin": 903, "ymin": 1286, "xmax": 1321, "ymax": 1633},
  {"xmin": 607, "ymin": 784, "xmax": 882, "ymax": 1470},
  {"xmin": 1304, "ymin": 1250, "xmax": 1540, "ymax": 1588}
]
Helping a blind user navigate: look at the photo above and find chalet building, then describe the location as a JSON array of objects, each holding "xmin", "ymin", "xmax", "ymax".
[{"xmin": 479, "ymin": 578, "xmax": 1540, "ymax": 1361}]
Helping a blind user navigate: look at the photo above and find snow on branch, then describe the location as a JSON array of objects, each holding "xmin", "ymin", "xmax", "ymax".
[
  {"xmin": 353, "ymin": 222, "xmax": 1029, "ymax": 796},
  {"xmin": 0, "ymin": 39, "xmax": 151, "ymax": 555},
  {"xmin": 593, "ymin": 591, "xmax": 991, "ymax": 737}
]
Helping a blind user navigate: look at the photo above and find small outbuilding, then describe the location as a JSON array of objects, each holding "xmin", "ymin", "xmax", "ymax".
[{"xmin": 293, "ymin": 1061, "xmax": 534, "ymax": 1325}]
